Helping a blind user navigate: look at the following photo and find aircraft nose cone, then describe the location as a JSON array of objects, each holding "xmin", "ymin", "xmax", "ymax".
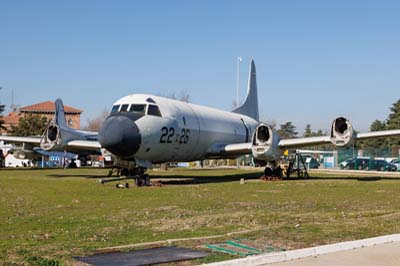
[{"xmin": 98, "ymin": 115, "xmax": 141, "ymax": 158}]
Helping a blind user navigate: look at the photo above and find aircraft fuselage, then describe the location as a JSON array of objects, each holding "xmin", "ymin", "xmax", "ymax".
[{"xmin": 98, "ymin": 94, "xmax": 259, "ymax": 163}]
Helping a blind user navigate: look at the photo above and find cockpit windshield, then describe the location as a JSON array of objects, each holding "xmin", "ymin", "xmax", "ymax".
[
  {"xmin": 147, "ymin": 105, "xmax": 162, "ymax": 117},
  {"xmin": 120, "ymin": 104, "xmax": 129, "ymax": 112},
  {"xmin": 111, "ymin": 105, "xmax": 120, "ymax": 113},
  {"xmin": 111, "ymin": 103, "xmax": 162, "ymax": 117},
  {"xmin": 129, "ymin": 104, "xmax": 146, "ymax": 115}
]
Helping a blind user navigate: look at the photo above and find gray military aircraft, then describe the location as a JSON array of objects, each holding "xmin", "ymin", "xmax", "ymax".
[
  {"xmin": 0, "ymin": 99, "xmax": 101, "ymax": 159},
  {"xmin": 2, "ymin": 60, "xmax": 400, "ymax": 183}
]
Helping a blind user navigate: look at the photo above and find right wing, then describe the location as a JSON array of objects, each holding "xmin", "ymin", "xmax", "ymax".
[
  {"xmin": 0, "ymin": 135, "xmax": 41, "ymax": 144},
  {"xmin": 67, "ymin": 140, "xmax": 101, "ymax": 150}
]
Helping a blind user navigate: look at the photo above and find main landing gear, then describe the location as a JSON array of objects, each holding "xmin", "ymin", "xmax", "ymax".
[
  {"xmin": 264, "ymin": 163, "xmax": 283, "ymax": 178},
  {"xmin": 99, "ymin": 166, "xmax": 150, "ymax": 187}
]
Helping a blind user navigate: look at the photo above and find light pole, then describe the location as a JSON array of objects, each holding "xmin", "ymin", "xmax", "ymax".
[{"xmin": 236, "ymin": 57, "xmax": 242, "ymax": 107}]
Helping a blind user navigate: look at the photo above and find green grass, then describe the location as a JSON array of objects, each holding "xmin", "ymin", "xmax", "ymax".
[{"xmin": 1, "ymin": 167, "xmax": 400, "ymax": 265}]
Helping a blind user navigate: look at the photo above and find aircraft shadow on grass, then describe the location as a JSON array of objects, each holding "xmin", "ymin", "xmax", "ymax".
[
  {"xmin": 45, "ymin": 171, "xmax": 400, "ymax": 184},
  {"xmin": 45, "ymin": 171, "xmax": 264, "ymax": 185},
  {"xmin": 308, "ymin": 176, "xmax": 400, "ymax": 181}
]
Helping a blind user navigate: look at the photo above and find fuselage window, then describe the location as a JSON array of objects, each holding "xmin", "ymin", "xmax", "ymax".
[
  {"xmin": 147, "ymin": 105, "xmax": 162, "ymax": 117},
  {"xmin": 129, "ymin": 104, "xmax": 146, "ymax": 115},
  {"xmin": 120, "ymin": 104, "xmax": 129, "ymax": 112},
  {"xmin": 111, "ymin": 105, "xmax": 120, "ymax": 113}
]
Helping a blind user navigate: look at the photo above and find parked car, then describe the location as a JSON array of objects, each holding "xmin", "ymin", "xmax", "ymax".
[
  {"xmin": 369, "ymin": 159, "xmax": 397, "ymax": 171},
  {"xmin": 305, "ymin": 157, "xmax": 320, "ymax": 169},
  {"xmin": 341, "ymin": 158, "xmax": 370, "ymax": 170},
  {"xmin": 340, "ymin": 158, "xmax": 353, "ymax": 169},
  {"xmin": 390, "ymin": 158, "xmax": 400, "ymax": 171}
]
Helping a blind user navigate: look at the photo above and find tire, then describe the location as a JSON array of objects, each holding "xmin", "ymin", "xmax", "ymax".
[
  {"xmin": 121, "ymin": 168, "xmax": 129, "ymax": 176},
  {"xmin": 264, "ymin": 167, "xmax": 273, "ymax": 176}
]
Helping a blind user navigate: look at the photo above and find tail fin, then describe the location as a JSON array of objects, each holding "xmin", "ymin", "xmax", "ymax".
[
  {"xmin": 54, "ymin": 98, "xmax": 67, "ymax": 128},
  {"xmin": 232, "ymin": 59, "xmax": 259, "ymax": 121}
]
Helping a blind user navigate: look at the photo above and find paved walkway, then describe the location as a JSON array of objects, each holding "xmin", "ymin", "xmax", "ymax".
[
  {"xmin": 271, "ymin": 241, "xmax": 400, "ymax": 266},
  {"xmin": 204, "ymin": 234, "xmax": 400, "ymax": 266}
]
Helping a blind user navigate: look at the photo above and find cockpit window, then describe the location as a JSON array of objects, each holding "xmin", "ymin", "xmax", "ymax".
[
  {"xmin": 147, "ymin": 105, "xmax": 162, "ymax": 117},
  {"xmin": 120, "ymin": 104, "xmax": 129, "ymax": 112},
  {"xmin": 129, "ymin": 104, "xmax": 146, "ymax": 115},
  {"xmin": 111, "ymin": 105, "xmax": 120, "ymax": 113}
]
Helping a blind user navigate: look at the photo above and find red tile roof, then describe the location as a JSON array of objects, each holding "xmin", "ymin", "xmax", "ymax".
[
  {"xmin": 2, "ymin": 112, "xmax": 20, "ymax": 125},
  {"xmin": 19, "ymin": 101, "xmax": 83, "ymax": 114}
]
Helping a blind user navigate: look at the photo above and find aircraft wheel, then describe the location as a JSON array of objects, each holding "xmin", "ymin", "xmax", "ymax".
[
  {"xmin": 125, "ymin": 183, "xmax": 129, "ymax": 188},
  {"xmin": 136, "ymin": 177, "xmax": 143, "ymax": 187},
  {"xmin": 264, "ymin": 167, "xmax": 273, "ymax": 176},
  {"xmin": 273, "ymin": 166, "xmax": 283, "ymax": 178},
  {"xmin": 121, "ymin": 168, "xmax": 129, "ymax": 176},
  {"xmin": 143, "ymin": 174, "xmax": 150, "ymax": 186}
]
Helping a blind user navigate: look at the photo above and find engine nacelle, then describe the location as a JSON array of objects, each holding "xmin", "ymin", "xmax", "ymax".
[
  {"xmin": 40, "ymin": 124, "xmax": 62, "ymax": 150},
  {"xmin": 251, "ymin": 124, "xmax": 282, "ymax": 161},
  {"xmin": 330, "ymin": 117, "xmax": 355, "ymax": 147}
]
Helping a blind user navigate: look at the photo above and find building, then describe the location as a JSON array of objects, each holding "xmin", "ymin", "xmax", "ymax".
[{"xmin": 1, "ymin": 100, "xmax": 83, "ymax": 132}]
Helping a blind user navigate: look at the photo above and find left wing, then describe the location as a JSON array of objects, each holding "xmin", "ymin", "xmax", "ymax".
[
  {"xmin": 208, "ymin": 126, "xmax": 400, "ymax": 160},
  {"xmin": 278, "ymin": 129, "xmax": 400, "ymax": 149}
]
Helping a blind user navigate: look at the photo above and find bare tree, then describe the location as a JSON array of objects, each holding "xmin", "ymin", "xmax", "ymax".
[
  {"xmin": 160, "ymin": 89, "xmax": 191, "ymax": 103},
  {"xmin": 82, "ymin": 109, "xmax": 109, "ymax": 131}
]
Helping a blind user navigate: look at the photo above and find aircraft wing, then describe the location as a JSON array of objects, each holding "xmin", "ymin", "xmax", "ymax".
[
  {"xmin": 67, "ymin": 140, "xmax": 102, "ymax": 150},
  {"xmin": 279, "ymin": 129, "xmax": 400, "ymax": 149},
  {"xmin": 0, "ymin": 135, "xmax": 41, "ymax": 144},
  {"xmin": 222, "ymin": 143, "xmax": 252, "ymax": 155},
  {"xmin": 278, "ymin": 136, "xmax": 331, "ymax": 149},
  {"xmin": 211, "ymin": 129, "xmax": 400, "ymax": 157},
  {"xmin": 355, "ymin": 129, "xmax": 400, "ymax": 140}
]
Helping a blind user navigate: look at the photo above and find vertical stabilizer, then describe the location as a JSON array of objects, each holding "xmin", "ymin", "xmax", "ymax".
[
  {"xmin": 54, "ymin": 98, "xmax": 67, "ymax": 128},
  {"xmin": 232, "ymin": 60, "xmax": 259, "ymax": 121}
]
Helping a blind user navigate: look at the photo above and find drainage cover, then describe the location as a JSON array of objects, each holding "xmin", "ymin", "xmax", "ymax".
[{"xmin": 76, "ymin": 246, "xmax": 209, "ymax": 266}]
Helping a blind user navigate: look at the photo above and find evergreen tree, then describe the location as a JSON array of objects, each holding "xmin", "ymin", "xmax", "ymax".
[
  {"xmin": 304, "ymin": 124, "xmax": 312, "ymax": 137},
  {"xmin": 8, "ymin": 114, "xmax": 48, "ymax": 136},
  {"xmin": 386, "ymin": 99, "xmax": 400, "ymax": 155},
  {"xmin": 278, "ymin": 122, "xmax": 298, "ymax": 139},
  {"xmin": 359, "ymin": 119, "xmax": 388, "ymax": 155},
  {"xmin": 0, "ymin": 87, "xmax": 5, "ymax": 130},
  {"xmin": 0, "ymin": 103, "xmax": 5, "ymax": 131}
]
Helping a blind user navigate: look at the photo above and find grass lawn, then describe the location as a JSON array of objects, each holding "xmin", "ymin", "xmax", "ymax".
[{"xmin": 1, "ymin": 167, "xmax": 400, "ymax": 265}]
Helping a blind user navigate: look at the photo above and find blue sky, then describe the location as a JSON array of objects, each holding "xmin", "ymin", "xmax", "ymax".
[{"xmin": 1, "ymin": 0, "xmax": 399, "ymax": 132}]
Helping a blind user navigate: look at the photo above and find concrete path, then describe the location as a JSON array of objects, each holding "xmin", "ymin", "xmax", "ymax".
[
  {"xmin": 203, "ymin": 234, "xmax": 400, "ymax": 266},
  {"xmin": 271, "ymin": 241, "xmax": 400, "ymax": 266}
]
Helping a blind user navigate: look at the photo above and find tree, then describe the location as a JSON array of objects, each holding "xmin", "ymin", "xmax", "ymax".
[
  {"xmin": 161, "ymin": 89, "xmax": 191, "ymax": 103},
  {"xmin": 82, "ymin": 109, "xmax": 109, "ymax": 131},
  {"xmin": 304, "ymin": 124, "xmax": 312, "ymax": 137},
  {"xmin": 303, "ymin": 124, "xmax": 326, "ymax": 138},
  {"xmin": 8, "ymin": 114, "xmax": 48, "ymax": 136},
  {"xmin": 278, "ymin": 122, "xmax": 298, "ymax": 139},
  {"xmin": 0, "ymin": 87, "xmax": 5, "ymax": 130},
  {"xmin": 359, "ymin": 119, "xmax": 388, "ymax": 155},
  {"xmin": 0, "ymin": 102, "xmax": 5, "ymax": 131},
  {"xmin": 387, "ymin": 99, "xmax": 400, "ymax": 130},
  {"xmin": 386, "ymin": 99, "xmax": 400, "ymax": 154}
]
